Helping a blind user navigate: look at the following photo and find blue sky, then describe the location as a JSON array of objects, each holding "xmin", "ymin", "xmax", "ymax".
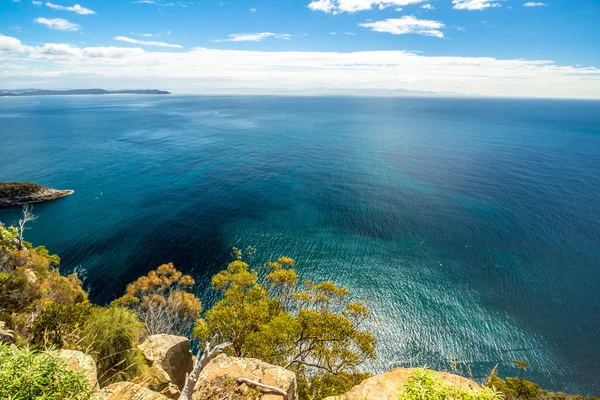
[{"xmin": 1, "ymin": 0, "xmax": 600, "ymax": 98}]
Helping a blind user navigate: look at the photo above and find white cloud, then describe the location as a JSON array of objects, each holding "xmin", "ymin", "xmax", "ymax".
[
  {"xmin": 308, "ymin": 0, "xmax": 425, "ymax": 13},
  {"xmin": 452, "ymin": 0, "xmax": 501, "ymax": 10},
  {"xmin": 45, "ymin": 2, "xmax": 95, "ymax": 14},
  {"xmin": 360, "ymin": 16, "xmax": 444, "ymax": 38},
  {"xmin": 0, "ymin": 34, "xmax": 27, "ymax": 53},
  {"xmin": 34, "ymin": 17, "xmax": 80, "ymax": 31},
  {"xmin": 250, "ymin": 7, "xmax": 256, "ymax": 12},
  {"xmin": 421, "ymin": 3, "xmax": 434, "ymax": 9},
  {"xmin": 1, "ymin": 34, "xmax": 599, "ymax": 99},
  {"xmin": 32, "ymin": 0, "xmax": 42, "ymax": 4},
  {"xmin": 114, "ymin": 36, "xmax": 183, "ymax": 48},
  {"xmin": 213, "ymin": 33, "xmax": 291, "ymax": 42},
  {"xmin": 523, "ymin": 2, "xmax": 547, "ymax": 6}
]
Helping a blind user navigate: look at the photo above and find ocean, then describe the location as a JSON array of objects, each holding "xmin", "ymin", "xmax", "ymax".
[{"xmin": 0, "ymin": 95, "xmax": 598, "ymax": 394}]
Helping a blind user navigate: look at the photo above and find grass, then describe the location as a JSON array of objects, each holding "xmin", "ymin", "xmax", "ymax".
[{"xmin": 0, "ymin": 343, "xmax": 92, "ymax": 400}]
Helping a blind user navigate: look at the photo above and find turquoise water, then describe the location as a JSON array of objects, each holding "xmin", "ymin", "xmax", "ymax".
[{"xmin": 0, "ymin": 95, "xmax": 599, "ymax": 394}]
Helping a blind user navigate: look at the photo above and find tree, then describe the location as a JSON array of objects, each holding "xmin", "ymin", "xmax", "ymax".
[
  {"xmin": 514, "ymin": 360, "xmax": 528, "ymax": 380},
  {"xmin": 114, "ymin": 263, "xmax": 202, "ymax": 336},
  {"xmin": 17, "ymin": 204, "xmax": 37, "ymax": 250},
  {"xmin": 195, "ymin": 248, "xmax": 376, "ymax": 385}
]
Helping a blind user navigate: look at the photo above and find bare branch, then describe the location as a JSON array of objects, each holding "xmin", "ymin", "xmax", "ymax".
[
  {"xmin": 178, "ymin": 336, "xmax": 232, "ymax": 400},
  {"xmin": 236, "ymin": 378, "xmax": 287, "ymax": 396},
  {"xmin": 17, "ymin": 204, "xmax": 37, "ymax": 249}
]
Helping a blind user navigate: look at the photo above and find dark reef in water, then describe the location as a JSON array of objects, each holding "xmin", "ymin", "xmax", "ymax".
[{"xmin": 0, "ymin": 182, "xmax": 73, "ymax": 208}]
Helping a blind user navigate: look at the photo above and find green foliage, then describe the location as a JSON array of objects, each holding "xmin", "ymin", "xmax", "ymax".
[
  {"xmin": 489, "ymin": 376, "xmax": 541, "ymax": 400},
  {"xmin": 299, "ymin": 371, "xmax": 372, "ymax": 400},
  {"xmin": 196, "ymin": 248, "xmax": 376, "ymax": 397},
  {"xmin": 81, "ymin": 306, "xmax": 145, "ymax": 387},
  {"xmin": 0, "ymin": 223, "xmax": 20, "ymax": 252},
  {"xmin": 0, "ymin": 342, "xmax": 91, "ymax": 400},
  {"xmin": 31, "ymin": 302, "xmax": 95, "ymax": 348},
  {"xmin": 399, "ymin": 368, "xmax": 503, "ymax": 400},
  {"xmin": 0, "ymin": 182, "xmax": 46, "ymax": 198}
]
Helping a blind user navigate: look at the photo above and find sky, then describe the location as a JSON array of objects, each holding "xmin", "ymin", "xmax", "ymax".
[{"xmin": 1, "ymin": 0, "xmax": 599, "ymax": 98}]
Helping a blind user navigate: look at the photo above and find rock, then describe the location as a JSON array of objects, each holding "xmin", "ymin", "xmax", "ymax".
[
  {"xmin": 138, "ymin": 334, "xmax": 194, "ymax": 392},
  {"xmin": 55, "ymin": 349, "xmax": 98, "ymax": 389},
  {"xmin": 0, "ymin": 182, "xmax": 73, "ymax": 208},
  {"xmin": 92, "ymin": 382, "xmax": 170, "ymax": 400},
  {"xmin": 0, "ymin": 321, "xmax": 15, "ymax": 345},
  {"xmin": 194, "ymin": 354, "xmax": 297, "ymax": 400},
  {"xmin": 323, "ymin": 368, "xmax": 481, "ymax": 400}
]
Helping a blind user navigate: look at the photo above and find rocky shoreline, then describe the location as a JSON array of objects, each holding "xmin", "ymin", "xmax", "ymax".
[{"xmin": 0, "ymin": 182, "xmax": 74, "ymax": 208}]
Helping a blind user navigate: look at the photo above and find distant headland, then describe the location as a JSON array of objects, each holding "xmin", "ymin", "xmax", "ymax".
[
  {"xmin": 0, "ymin": 89, "xmax": 170, "ymax": 97},
  {"xmin": 0, "ymin": 182, "xmax": 73, "ymax": 208}
]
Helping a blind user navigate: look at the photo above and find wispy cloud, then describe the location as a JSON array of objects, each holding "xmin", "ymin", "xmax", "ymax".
[
  {"xmin": 452, "ymin": 0, "xmax": 501, "ymax": 10},
  {"xmin": 131, "ymin": 0, "xmax": 177, "ymax": 6},
  {"xmin": 32, "ymin": 0, "xmax": 42, "ymax": 4},
  {"xmin": 45, "ymin": 2, "xmax": 96, "ymax": 14},
  {"xmin": 114, "ymin": 36, "xmax": 182, "ymax": 48},
  {"xmin": 308, "ymin": 0, "xmax": 426, "ymax": 14},
  {"xmin": 523, "ymin": 2, "xmax": 547, "ymax": 6},
  {"xmin": 421, "ymin": 3, "xmax": 434, "ymax": 9},
  {"xmin": 34, "ymin": 17, "xmax": 80, "ymax": 31},
  {"xmin": 250, "ymin": 8, "xmax": 256, "ymax": 12},
  {"xmin": 360, "ymin": 16, "xmax": 444, "ymax": 38},
  {"xmin": 213, "ymin": 32, "xmax": 291, "ymax": 42}
]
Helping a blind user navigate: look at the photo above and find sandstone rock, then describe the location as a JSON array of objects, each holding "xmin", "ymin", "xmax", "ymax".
[
  {"xmin": 138, "ymin": 334, "xmax": 194, "ymax": 391},
  {"xmin": 92, "ymin": 382, "xmax": 170, "ymax": 400},
  {"xmin": 56, "ymin": 349, "xmax": 98, "ymax": 389},
  {"xmin": 323, "ymin": 368, "xmax": 481, "ymax": 400},
  {"xmin": 194, "ymin": 354, "xmax": 297, "ymax": 400},
  {"xmin": 0, "ymin": 321, "xmax": 14, "ymax": 345}
]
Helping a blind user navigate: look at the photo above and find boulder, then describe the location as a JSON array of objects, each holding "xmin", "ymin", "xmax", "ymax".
[
  {"xmin": 0, "ymin": 321, "xmax": 14, "ymax": 345},
  {"xmin": 324, "ymin": 368, "xmax": 481, "ymax": 400},
  {"xmin": 56, "ymin": 349, "xmax": 98, "ymax": 389},
  {"xmin": 92, "ymin": 382, "xmax": 170, "ymax": 400},
  {"xmin": 138, "ymin": 334, "xmax": 194, "ymax": 392},
  {"xmin": 194, "ymin": 354, "xmax": 297, "ymax": 400}
]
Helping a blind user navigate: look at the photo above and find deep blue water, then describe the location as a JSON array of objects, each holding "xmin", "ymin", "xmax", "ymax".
[{"xmin": 0, "ymin": 95, "xmax": 599, "ymax": 394}]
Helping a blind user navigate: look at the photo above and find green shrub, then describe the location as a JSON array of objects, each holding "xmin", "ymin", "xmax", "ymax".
[
  {"xmin": 0, "ymin": 343, "xmax": 91, "ymax": 400},
  {"xmin": 81, "ymin": 306, "xmax": 145, "ymax": 387},
  {"xmin": 31, "ymin": 302, "xmax": 95, "ymax": 348},
  {"xmin": 399, "ymin": 368, "xmax": 503, "ymax": 400},
  {"xmin": 299, "ymin": 371, "xmax": 372, "ymax": 399}
]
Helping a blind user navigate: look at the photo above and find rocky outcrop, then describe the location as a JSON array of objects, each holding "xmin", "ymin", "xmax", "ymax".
[
  {"xmin": 323, "ymin": 368, "xmax": 481, "ymax": 400},
  {"xmin": 0, "ymin": 182, "xmax": 73, "ymax": 208},
  {"xmin": 0, "ymin": 321, "xmax": 15, "ymax": 345},
  {"xmin": 56, "ymin": 349, "xmax": 98, "ymax": 389},
  {"xmin": 92, "ymin": 382, "xmax": 170, "ymax": 400},
  {"xmin": 194, "ymin": 354, "xmax": 297, "ymax": 400},
  {"xmin": 138, "ymin": 334, "xmax": 194, "ymax": 397}
]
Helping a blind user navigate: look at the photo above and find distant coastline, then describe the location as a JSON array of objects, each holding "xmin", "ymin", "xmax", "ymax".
[
  {"xmin": 0, "ymin": 182, "xmax": 73, "ymax": 208},
  {"xmin": 0, "ymin": 89, "xmax": 170, "ymax": 97}
]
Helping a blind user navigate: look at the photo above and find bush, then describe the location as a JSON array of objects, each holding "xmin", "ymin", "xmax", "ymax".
[
  {"xmin": 0, "ymin": 342, "xmax": 91, "ymax": 400},
  {"xmin": 81, "ymin": 306, "xmax": 145, "ymax": 387},
  {"xmin": 299, "ymin": 371, "xmax": 372, "ymax": 399},
  {"xmin": 31, "ymin": 302, "xmax": 95, "ymax": 348},
  {"xmin": 399, "ymin": 368, "xmax": 503, "ymax": 400}
]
